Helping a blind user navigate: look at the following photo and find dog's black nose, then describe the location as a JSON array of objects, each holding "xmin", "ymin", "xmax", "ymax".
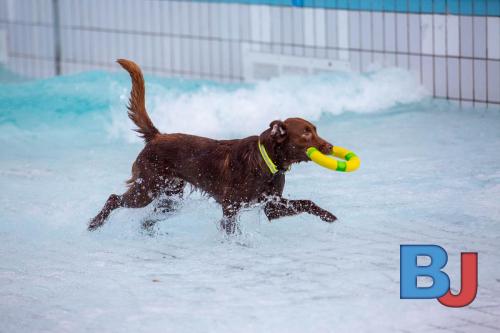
[{"xmin": 321, "ymin": 143, "xmax": 333, "ymax": 154}]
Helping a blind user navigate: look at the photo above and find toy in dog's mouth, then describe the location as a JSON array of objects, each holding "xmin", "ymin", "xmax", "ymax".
[{"xmin": 306, "ymin": 146, "xmax": 360, "ymax": 172}]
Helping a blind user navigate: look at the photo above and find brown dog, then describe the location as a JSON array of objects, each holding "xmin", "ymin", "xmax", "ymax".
[{"xmin": 88, "ymin": 59, "xmax": 337, "ymax": 233}]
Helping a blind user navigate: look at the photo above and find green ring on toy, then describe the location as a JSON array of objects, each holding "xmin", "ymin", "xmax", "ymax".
[{"xmin": 306, "ymin": 146, "xmax": 360, "ymax": 172}]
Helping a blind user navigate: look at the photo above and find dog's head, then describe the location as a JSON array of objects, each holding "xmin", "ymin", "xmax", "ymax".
[{"xmin": 264, "ymin": 117, "xmax": 333, "ymax": 165}]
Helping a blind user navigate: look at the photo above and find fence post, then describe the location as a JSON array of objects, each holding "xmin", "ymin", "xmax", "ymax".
[{"xmin": 52, "ymin": 0, "xmax": 61, "ymax": 75}]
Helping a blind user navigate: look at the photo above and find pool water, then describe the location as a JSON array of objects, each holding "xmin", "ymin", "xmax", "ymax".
[{"xmin": 0, "ymin": 67, "xmax": 499, "ymax": 332}]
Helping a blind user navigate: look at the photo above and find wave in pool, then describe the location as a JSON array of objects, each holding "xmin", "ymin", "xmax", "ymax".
[{"xmin": 1, "ymin": 67, "xmax": 429, "ymax": 141}]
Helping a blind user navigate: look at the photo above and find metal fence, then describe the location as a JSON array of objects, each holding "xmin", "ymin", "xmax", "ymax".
[{"xmin": 0, "ymin": 0, "xmax": 499, "ymax": 107}]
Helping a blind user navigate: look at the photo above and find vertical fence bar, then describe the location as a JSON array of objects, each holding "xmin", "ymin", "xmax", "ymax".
[{"xmin": 51, "ymin": 0, "xmax": 61, "ymax": 75}]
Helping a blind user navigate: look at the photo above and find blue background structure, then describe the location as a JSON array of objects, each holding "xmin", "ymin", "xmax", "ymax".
[{"xmin": 195, "ymin": 0, "xmax": 500, "ymax": 16}]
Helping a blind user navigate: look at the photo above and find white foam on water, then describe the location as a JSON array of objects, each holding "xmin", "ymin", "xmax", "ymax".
[{"xmin": 109, "ymin": 68, "xmax": 429, "ymax": 141}]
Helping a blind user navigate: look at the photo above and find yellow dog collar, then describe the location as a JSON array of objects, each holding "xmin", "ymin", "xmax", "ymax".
[{"xmin": 258, "ymin": 140, "xmax": 278, "ymax": 174}]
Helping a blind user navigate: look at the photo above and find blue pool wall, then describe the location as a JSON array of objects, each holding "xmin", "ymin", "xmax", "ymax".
[
  {"xmin": 0, "ymin": 0, "xmax": 499, "ymax": 107},
  {"xmin": 195, "ymin": 0, "xmax": 500, "ymax": 16}
]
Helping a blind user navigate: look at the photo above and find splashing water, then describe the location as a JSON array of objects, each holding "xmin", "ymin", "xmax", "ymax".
[{"xmin": 0, "ymin": 68, "xmax": 499, "ymax": 332}]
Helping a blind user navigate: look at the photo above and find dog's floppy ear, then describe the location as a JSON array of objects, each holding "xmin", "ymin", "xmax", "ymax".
[{"xmin": 269, "ymin": 120, "xmax": 287, "ymax": 143}]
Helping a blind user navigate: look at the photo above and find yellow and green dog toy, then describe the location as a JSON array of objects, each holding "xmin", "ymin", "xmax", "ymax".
[{"xmin": 306, "ymin": 146, "xmax": 360, "ymax": 172}]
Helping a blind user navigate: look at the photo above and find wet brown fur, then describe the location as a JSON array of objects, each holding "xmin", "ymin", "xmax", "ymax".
[{"xmin": 88, "ymin": 59, "xmax": 337, "ymax": 234}]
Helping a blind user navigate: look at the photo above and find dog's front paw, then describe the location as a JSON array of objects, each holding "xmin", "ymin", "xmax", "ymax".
[
  {"xmin": 318, "ymin": 211, "xmax": 337, "ymax": 223},
  {"xmin": 88, "ymin": 218, "xmax": 103, "ymax": 231}
]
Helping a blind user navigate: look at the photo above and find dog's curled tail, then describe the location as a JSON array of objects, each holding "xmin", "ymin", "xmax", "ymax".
[{"xmin": 117, "ymin": 59, "xmax": 159, "ymax": 142}]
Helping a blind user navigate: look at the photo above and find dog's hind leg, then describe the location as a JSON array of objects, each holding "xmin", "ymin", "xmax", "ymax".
[
  {"xmin": 88, "ymin": 194, "xmax": 122, "ymax": 230},
  {"xmin": 152, "ymin": 178, "xmax": 185, "ymax": 214},
  {"xmin": 142, "ymin": 195, "xmax": 182, "ymax": 230},
  {"xmin": 141, "ymin": 177, "xmax": 185, "ymax": 229},
  {"xmin": 88, "ymin": 182, "xmax": 157, "ymax": 231}
]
